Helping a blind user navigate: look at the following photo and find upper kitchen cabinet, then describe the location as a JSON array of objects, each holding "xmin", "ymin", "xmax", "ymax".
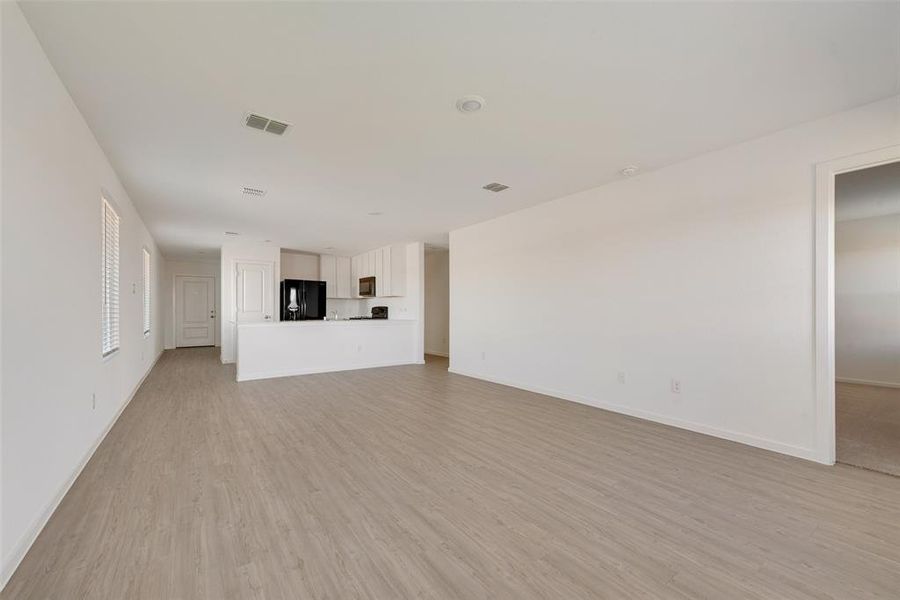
[
  {"xmin": 335, "ymin": 256, "xmax": 351, "ymax": 298},
  {"xmin": 347, "ymin": 244, "xmax": 407, "ymax": 298},
  {"xmin": 374, "ymin": 244, "xmax": 406, "ymax": 297},
  {"xmin": 320, "ymin": 254, "xmax": 353, "ymax": 299}
]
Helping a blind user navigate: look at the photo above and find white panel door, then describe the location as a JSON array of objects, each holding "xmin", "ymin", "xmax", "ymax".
[
  {"xmin": 175, "ymin": 275, "xmax": 215, "ymax": 347},
  {"xmin": 236, "ymin": 261, "xmax": 274, "ymax": 323}
]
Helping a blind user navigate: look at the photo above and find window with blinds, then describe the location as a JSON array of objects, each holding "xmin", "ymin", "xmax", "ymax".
[
  {"xmin": 101, "ymin": 198, "xmax": 120, "ymax": 357},
  {"xmin": 142, "ymin": 248, "xmax": 151, "ymax": 335}
]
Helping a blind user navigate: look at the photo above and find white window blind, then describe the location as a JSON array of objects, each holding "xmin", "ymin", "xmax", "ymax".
[
  {"xmin": 142, "ymin": 248, "xmax": 151, "ymax": 335},
  {"xmin": 101, "ymin": 198, "xmax": 120, "ymax": 357}
]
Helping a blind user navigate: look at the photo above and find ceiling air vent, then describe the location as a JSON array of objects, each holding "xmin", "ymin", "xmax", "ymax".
[
  {"xmin": 482, "ymin": 182, "xmax": 509, "ymax": 192},
  {"xmin": 244, "ymin": 112, "xmax": 292, "ymax": 136},
  {"xmin": 242, "ymin": 186, "xmax": 267, "ymax": 197}
]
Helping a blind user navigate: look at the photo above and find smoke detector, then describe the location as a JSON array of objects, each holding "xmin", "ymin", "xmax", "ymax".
[
  {"xmin": 243, "ymin": 112, "xmax": 292, "ymax": 135},
  {"xmin": 482, "ymin": 182, "xmax": 509, "ymax": 192},
  {"xmin": 242, "ymin": 186, "xmax": 266, "ymax": 197},
  {"xmin": 620, "ymin": 165, "xmax": 639, "ymax": 177},
  {"xmin": 456, "ymin": 95, "xmax": 486, "ymax": 113}
]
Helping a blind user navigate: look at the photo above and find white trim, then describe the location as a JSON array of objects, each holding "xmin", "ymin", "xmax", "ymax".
[
  {"xmin": 814, "ymin": 144, "xmax": 900, "ymax": 466},
  {"xmin": 141, "ymin": 247, "xmax": 152, "ymax": 336},
  {"xmin": 1, "ymin": 350, "xmax": 164, "ymax": 590},
  {"xmin": 449, "ymin": 368, "xmax": 820, "ymax": 462},
  {"xmin": 836, "ymin": 377, "xmax": 900, "ymax": 390},
  {"xmin": 237, "ymin": 359, "xmax": 424, "ymax": 382}
]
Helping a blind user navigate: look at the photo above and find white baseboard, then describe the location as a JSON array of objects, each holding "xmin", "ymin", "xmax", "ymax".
[
  {"xmin": 447, "ymin": 367, "xmax": 822, "ymax": 464},
  {"xmin": 1, "ymin": 350, "xmax": 164, "ymax": 590},
  {"xmin": 238, "ymin": 359, "xmax": 421, "ymax": 382},
  {"xmin": 836, "ymin": 377, "xmax": 900, "ymax": 389}
]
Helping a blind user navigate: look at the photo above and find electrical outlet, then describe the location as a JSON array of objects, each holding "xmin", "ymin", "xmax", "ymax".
[
  {"xmin": 617, "ymin": 371, "xmax": 626, "ymax": 384},
  {"xmin": 357, "ymin": 344, "xmax": 362, "ymax": 353},
  {"xmin": 92, "ymin": 393, "xmax": 96, "ymax": 410},
  {"xmin": 481, "ymin": 351, "xmax": 486, "ymax": 361},
  {"xmin": 671, "ymin": 378, "xmax": 681, "ymax": 394}
]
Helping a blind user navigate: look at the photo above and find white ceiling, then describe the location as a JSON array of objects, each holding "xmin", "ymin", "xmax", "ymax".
[
  {"xmin": 20, "ymin": 1, "xmax": 900, "ymax": 259},
  {"xmin": 836, "ymin": 161, "xmax": 900, "ymax": 222}
]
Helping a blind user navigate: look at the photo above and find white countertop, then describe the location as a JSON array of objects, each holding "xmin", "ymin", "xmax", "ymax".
[{"xmin": 238, "ymin": 318, "xmax": 416, "ymax": 328}]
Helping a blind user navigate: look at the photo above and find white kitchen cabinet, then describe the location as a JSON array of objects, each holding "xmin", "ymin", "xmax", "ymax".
[
  {"xmin": 336, "ymin": 256, "xmax": 351, "ymax": 298},
  {"xmin": 320, "ymin": 254, "xmax": 336, "ymax": 298},
  {"xmin": 349, "ymin": 244, "xmax": 407, "ymax": 298},
  {"xmin": 361, "ymin": 252, "xmax": 371, "ymax": 278},
  {"xmin": 351, "ymin": 255, "xmax": 361, "ymax": 297},
  {"xmin": 387, "ymin": 244, "xmax": 406, "ymax": 297},
  {"xmin": 372, "ymin": 244, "xmax": 406, "ymax": 297},
  {"xmin": 381, "ymin": 246, "xmax": 393, "ymax": 297},
  {"xmin": 320, "ymin": 254, "xmax": 352, "ymax": 299},
  {"xmin": 374, "ymin": 248, "xmax": 384, "ymax": 286}
]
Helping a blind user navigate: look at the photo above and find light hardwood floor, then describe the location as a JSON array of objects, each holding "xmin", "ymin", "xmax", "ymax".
[
  {"xmin": 837, "ymin": 381, "xmax": 900, "ymax": 477},
  {"xmin": 4, "ymin": 348, "xmax": 900, "ymax": 599}
]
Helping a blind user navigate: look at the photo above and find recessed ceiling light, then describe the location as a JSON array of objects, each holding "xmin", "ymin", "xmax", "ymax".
[
  {"xmin": 324, "ymin": 246, "xmax": 335, "ymax": 250},
  {"xmin": 368, "ymin": 211, "xmax": 383, "ymax": 216},
  {"xmin": 456, "ymin": 95, "xmax": 486, "ymax": 114},
  {"xmin": 621, "ymin": 165, "xmax": 639, "ymax": 176},
  {"xmin": 482, "ymin": 182, "xmax": 509, "ymax": 192},
  {"xmin": 224, "ymin": 231, "xmax": 240, "ymax": 236}
]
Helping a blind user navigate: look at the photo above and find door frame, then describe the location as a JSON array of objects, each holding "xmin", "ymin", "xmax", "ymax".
[
  {"xmin": 172, "ymin": 274, "xmax": 217, "ymax": 348},
  {"xmin": 814, "ymin": 144, "xmax": 900, "ymax": 465}
]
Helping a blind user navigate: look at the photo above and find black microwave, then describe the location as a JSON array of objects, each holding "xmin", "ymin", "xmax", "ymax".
[{"xmin": 359, "ymin": 276, "xmax": 376, "ymax": 297}]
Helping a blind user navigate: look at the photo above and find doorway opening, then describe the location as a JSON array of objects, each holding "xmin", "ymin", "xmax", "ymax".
[
  {"xmin": 424, "ymin": 245, "xmax": 449, "ymax": 365},
  {"xmin": 816, "ymin": 145, "xmax": 900, "ymax": 471},
  {"xmin": 834, "ymin": 161, "xmax": 900, "ymax": 476}
]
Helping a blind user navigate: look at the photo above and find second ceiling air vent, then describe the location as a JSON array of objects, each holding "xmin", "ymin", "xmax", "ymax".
[
  {"xmin": 244, "ymin": 112, "xmax": 292, "ymax": 136},
  {"xmin": 482, "ymin": 182, "xmax": 510, "ymax": 192},
  {"xmin": 242, "ymin": 186, "xmax": 266, "ymax": 197}
]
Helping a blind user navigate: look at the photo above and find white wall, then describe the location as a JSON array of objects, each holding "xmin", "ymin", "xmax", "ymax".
[
  {"xmin": 280, "ymin": 250, "xmax": 319, "ymax": 281},
  {"xmin": 450, "ymin": 95, "xmax": 900, "ymax": 464},
  {"xmin": 163, "ymin": 259, "xmax": 221, "ymax": 349},
  {"xmin": 835, "ymin": 213, "xmax": 900, "ymax": 387},
  {"xmin": 425, "ymin": 249, "xmax": 449, "ymax": 356},
  {"xmin": 220, "ymin": 242, "xmax": 280, "ymax": 363},
  {"xmin": 1, "ymin": 2, "xmax": 164, "ymax": 586}
]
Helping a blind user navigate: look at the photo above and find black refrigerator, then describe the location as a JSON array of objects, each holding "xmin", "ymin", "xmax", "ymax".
[{"xmin": 280, "ymin": 279, "xmax": 326, "ymax": 320}]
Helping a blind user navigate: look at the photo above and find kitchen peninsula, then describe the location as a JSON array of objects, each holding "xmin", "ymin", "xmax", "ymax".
[{"xmin": 236, "ymin": 318, "xmax": 420, "ymax": 381}]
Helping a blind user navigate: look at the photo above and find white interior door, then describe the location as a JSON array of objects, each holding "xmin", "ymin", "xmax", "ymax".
[
  {"xmin": 175, "ymin": 275, "xmax": 216, "ymax": 347},
  {"xmin": 236, "ymin": 261, "xmax": 274, "ymax": 323}
]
